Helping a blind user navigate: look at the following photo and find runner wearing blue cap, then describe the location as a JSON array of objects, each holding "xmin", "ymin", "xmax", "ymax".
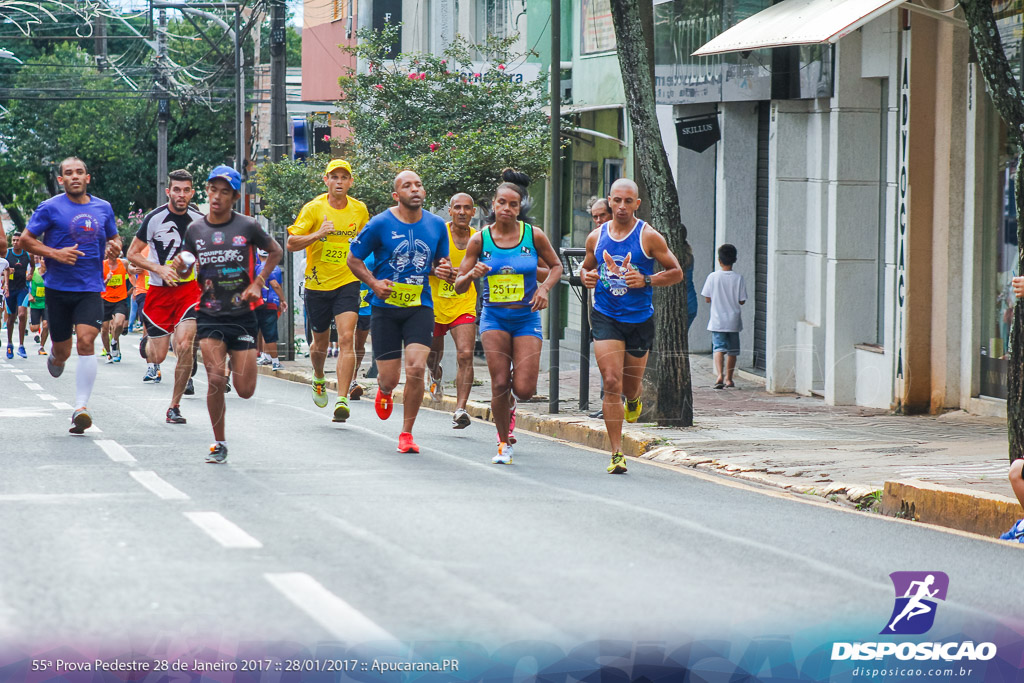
[
  {"xmin": 174, "ymin": 165, "xmax": 283, "ymax": 463},
  {"xmin": 18, "ymin": 157, "xmax": 122, "ymax": 434}
]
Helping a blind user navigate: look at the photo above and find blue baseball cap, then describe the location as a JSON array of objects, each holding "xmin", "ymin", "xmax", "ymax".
[{"xmin": 207, "ymin": 165, "xmax": 242, "ymax": 191}]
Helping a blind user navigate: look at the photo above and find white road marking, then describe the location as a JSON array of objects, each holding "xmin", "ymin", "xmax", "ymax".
[
  {"xmin": 51, "ymin": 402, "xmax": 73, "ymax": 410},
  {"xmin": 15, "ymin": 374, "xmax": 29, "ymax": 381},
  {"xmin": 26, "ymin": 383, "xmax": 42, "ymax": 391},
  {"xmin": 37, "ymin": 394, "xmax": 57, "ymax": 401},
  {"xmin": 95, "ymin": 440, "xmax": 136, "ymax": 463},
  {"xmin": 129, "ymin": 471, "xmax": 189, "ymax": 500},
  {"xmin": 86, "ymin": 424, "xmax": 102, "ymax": 433},
  {"xmin": 184, "ymin": 512, "xmax": 263, "ymax": 549},
  {"xmin": 265, "ymin": 572, "xmax": 395, "ymax": 642}
]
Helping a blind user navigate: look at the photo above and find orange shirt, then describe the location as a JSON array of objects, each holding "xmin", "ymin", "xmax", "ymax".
[
  {"xmin": 129, "ymin": 246, "xmax": 150, "ymax": 296},
  {"xmin": 102, "ymin": 259, "xmax": 129, "ymax": 302}
]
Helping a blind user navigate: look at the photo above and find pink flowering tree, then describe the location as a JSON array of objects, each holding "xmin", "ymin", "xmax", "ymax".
[{"xmin": 335, "ymin": 25, "xmax": 549, "ymax": 214}]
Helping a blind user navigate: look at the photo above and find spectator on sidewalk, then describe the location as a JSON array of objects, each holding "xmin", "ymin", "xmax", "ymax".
[
  {"xmin": 701, "ymin": 243, "xmax": 747, "ymax": 390},
  {"xmin": 1003, "ymin": 276, "xmax": 1024, "ymax": 542}
]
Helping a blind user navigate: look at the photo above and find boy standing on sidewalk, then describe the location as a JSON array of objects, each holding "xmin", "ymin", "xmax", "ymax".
[{"xmin": 701, "ymin": 244, "xmax": 747, "ymax": 389}]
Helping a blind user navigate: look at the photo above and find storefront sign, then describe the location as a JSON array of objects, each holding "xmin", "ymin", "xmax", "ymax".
[
  {"xmin": 675, "ymin": 114, "xmax": 721, "ymax": 153},
  {"xmin": 894, "ymin": 32, "xmax": 910, "ymax": 399}
]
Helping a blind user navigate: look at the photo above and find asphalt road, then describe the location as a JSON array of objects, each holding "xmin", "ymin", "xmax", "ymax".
[{"xmin": 1, "ymin": 343, "xmax": 1021, "ymax": 653}]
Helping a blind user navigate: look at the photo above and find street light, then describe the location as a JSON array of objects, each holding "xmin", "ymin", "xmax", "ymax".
[{"xmin": 0, "ymin": 49, "xmax": 23, "ymax": 64}]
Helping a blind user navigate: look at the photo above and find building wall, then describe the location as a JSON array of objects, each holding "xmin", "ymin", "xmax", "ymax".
[{"xmin": 301, "ymin": 0, "xmax": 356, "ymax": 101}]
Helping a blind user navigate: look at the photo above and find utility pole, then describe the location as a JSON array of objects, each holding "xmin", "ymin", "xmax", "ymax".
[
  {"xmin": 234, "ymin": 8, "xmax": 246, "ymax": 212},
  {"xmin": 156, "ymin": 8, "xmax": 169, "ymax": 205},
  {"xmin": 94, "ymin": 14, "xmax": 108, "ymax": 69},
  {"xmin": 269, "ymin": 0, "xmax": 293, "ymax": 359},
  {"xmin": 548, "ymin": 0, "xmax": 561, "ymax": 414}
]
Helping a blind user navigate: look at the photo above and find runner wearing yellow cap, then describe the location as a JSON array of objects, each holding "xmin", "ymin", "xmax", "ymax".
[{"xmin": 287, "ymin": 159, "xmax": 371, "ymax": 422}]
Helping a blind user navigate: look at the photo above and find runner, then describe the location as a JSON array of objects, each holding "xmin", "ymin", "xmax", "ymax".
[
  {"xmin": 254, "ymin": 250, "xmax": 285, "ymax": 371},
  {"xmin": 100, "ymin": 254, "xmax": 130, "ymax": 363},
  {"xmin": 349, "ymin": 253, "xmax": 374, "ymax": 399},
  {"xmin": 127, "ymin": 249, "xmax": 149, "ymax": 333},
  {"xmin": 126, "ymin": 169, "xmax": 205, "ymax": 421},
  {"xmin": 587, "ymin": 198, "xmax": 613, "ymax": 420},
  {"xmin": 286, "ymin": 159, "xmax": 370, "ymax": 422},
  {"xmin": 347, "ymin": 170, "xmax": 453, "ymax": 453},
  {"xmin": 18, "ymin": 157, "xmax": 122, "ymax": 433},
  {"xmin": 453, "ymin": 169, "xmax": 563, "ymax": 464},
  {"xmin": 174, "ymin": 165, "xmax": 282, "ymax": 462},
  {"xmin": 427, "ymin": 192, "xmax": 479, "ymax": 429},
  {"xmin": 580, "ymin": 178, "xmax": 683, "ymax": 474},
  {"xmin": 27, "ymin": 256, "xmax": 48, "ymax": 354},
  {"xmin": 4, "ymin": 231, "xmax": 32, "ymax": 358}
]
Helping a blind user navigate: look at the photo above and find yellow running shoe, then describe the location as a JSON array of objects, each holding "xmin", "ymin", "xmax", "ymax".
[
  {"xmin": 624, "ymin": 397, "xmax": 642, "ymax": 423},
  {"xmin": 332, "ymin": 396, "xmax": 350, "ymax": 422},
  {"xmin": 607, "ymin": 452, "xmax": 628, "ymax": 474},
  {"xmin": 312, "ymin": 377, "xmax": 329, "ymax": 408}
]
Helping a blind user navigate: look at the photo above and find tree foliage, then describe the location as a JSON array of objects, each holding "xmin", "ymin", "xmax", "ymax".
[
  {"xmin": 326, "ymin": 25, "xmax": 550, "ymax": 214},
  {"xmin": 253, "ymin": 152, "xmax": 334, "ymax": 225}
]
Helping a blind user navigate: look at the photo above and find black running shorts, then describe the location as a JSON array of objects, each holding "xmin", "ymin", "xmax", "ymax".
[
  {"xmin": 591, "ymin": 309, "xmax": 655, "ymax": 358},
  {"xmin": 103, "ymin": 297, "xmax": 130, "ymax": 322},
  {"xmin": 370, "ymin": 305, "xmax": 434, "ymax": 361},
  {"xmin": 46, "ymin": 289, "xmax": 103, "ymax": 343},
  {"xmin": 305, "ymin": 282, "xmax": 361, "ymax": 334},
  {"xmin": 196, "ymin": 312, "xmax": 259, "ymax": 352}
]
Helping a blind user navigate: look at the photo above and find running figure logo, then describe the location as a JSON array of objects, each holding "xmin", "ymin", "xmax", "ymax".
[{"xmin": 881, "ymin": 571, "xmax": 949, "ymax": 635}]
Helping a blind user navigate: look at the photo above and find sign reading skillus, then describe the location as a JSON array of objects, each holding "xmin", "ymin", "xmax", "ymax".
[{"xmin": 675, "ymin": 114, "xmax": 721, "ymax": 153}]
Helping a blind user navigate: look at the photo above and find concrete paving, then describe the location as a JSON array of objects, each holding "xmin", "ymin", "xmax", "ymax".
[{"xmin": 262, "ymin": 341, "xmax": 1023, "ymax": 540}]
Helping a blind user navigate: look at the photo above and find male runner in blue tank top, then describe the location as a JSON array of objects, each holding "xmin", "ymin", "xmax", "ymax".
[{"xmin": 580, "ymin": 178, "xmax": 683, "ymax": 474}]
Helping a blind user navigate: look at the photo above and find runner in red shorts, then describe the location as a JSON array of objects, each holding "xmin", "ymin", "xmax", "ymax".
[{"xmin": 126, "ymin": 169, "xmax": 204, "ymax": 424}]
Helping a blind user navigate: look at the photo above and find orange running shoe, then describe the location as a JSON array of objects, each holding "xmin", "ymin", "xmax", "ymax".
[
  {"xmin": 375, "ymin": 388, "xmax": 394, "ymax": 420},
  {"xmin": 397, "ymin": 431, "xmax": 419, "ymax": 453}
]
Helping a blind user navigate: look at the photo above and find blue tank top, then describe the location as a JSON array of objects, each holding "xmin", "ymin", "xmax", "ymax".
[
  {"xmin": 593, "ymin": 219, "xmax": 655, "ymax": 323},
  {"xmin": 480, "ymin": 222, "xmax": 538, "ymax": 308}
]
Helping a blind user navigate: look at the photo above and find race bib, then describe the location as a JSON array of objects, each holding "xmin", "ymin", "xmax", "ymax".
[
  {"xmin": 359, "ymin": 289, "xmax": 370, "ymax": 308},
  {"xmin": 321, "ymin": 239, "xmax": 349, "ymax": 265},
  {"xmin": 34, "ymin": 285, "xmax": 45, "ymax": 298},
  {"xmin": 385, "ymin": 282, "xmax": 423, "ymax": 307},
  {"xmin": 488, "ymin": 273, "xmax": 525, "ymax": 303},
  {"xmin": 107, "ymin": 274, "xmax": 124, "ymax": 287},
  {"xmin": 167, "ymin": 258, "xmax": 196, "ymax": 282},
  {"xmin": 437, "ymin": 280, "xmax": 460, "ymax": 299}
]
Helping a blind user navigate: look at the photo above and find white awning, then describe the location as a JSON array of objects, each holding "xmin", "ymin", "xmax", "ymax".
[{"xmin": 692, "ymin": 0, "xmax": 904, "ymax": 56}]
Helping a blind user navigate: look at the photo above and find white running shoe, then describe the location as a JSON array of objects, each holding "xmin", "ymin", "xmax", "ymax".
[{"xmin": 492, "ymin": 442, "xmax": 513, "ymax": 465}]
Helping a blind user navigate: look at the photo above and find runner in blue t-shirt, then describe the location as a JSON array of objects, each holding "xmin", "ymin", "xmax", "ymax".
[
  {"xmin": 350, "ymin": 252, "xmax": 375, "ymax": 400},
  {"xmin": 4, "ymin": 232, "xmax": 33, "ymax": 359},
  {"xmin": 347, "ymin": 170, "xmax": 453, "ymax": 454},
  {"xmin": 19, "ymin": 157, "xmax": 122, "ymax": 434}
]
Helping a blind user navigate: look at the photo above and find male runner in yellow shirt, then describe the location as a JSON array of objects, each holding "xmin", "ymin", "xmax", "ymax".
[
  {"xmin": 287, "ymin": 159, "xmax": 371, "ymax": 421},
  {"xmin": 427, "ymin": 193, "xmax": 478, "ymax": 429}
]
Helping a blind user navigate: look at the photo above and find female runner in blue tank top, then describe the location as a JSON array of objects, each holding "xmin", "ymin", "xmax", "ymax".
[{"xmin": 454, "ymin": 170, "xmax": 563, "ymax": 465}]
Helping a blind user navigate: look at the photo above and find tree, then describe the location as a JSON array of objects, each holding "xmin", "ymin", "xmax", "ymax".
[
  {"xmin": 609, "ymin": 0, "xmax": 695, "ymax": 427},
  {"xmin": 333, "ymin": 26, "xmax": 550, "ymax": 214},
  {"xmin": 961, "ymin": 0, "xmax": 1024, "ymax": 461},
  {"xmin": 254, "ymin": 152, "xmax": 334, "ymax": 225}
]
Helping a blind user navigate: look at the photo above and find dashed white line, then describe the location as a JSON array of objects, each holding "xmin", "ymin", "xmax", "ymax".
[
  {"xmin": 15, "ymin": 374, "xmax": 29, "ymax": 381},
  {"xmin": 51, "ymin": 402, "xmax": 73, "ymax": 410},
  {"xmin": 26, "ymin": 383, "xmax": 42, "ymax": 391},
  {"xmin": 265, "ymin": 573, "xmax": 396, "ymax": 642},
  {"xmin": 129, "ymin": 471, "xmax": 189, "ymax": 500},
  {"xmin": 184, "ymin": 512, "xmax": 263, "ymax": 549},
  {"xmin": 37, "ymin": 394, "xmax": 57, "ymax": 401},
  {"xmin": 95, "ymin": 440, "xmax": 136, "ymax": 462}
]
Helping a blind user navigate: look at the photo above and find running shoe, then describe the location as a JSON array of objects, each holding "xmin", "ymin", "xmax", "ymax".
[
  {"xmin": 452, "ymin": 408, "xmax": 471, "ymax": 429},
  {"xmin": 1000, "ymin": 519, "xmax": 1024, "ymax": 542},
  {"xmin": 111, "ymin": 341, "xmax": 120, "ymax": 361},
  {"xmin": 332, "ymin": 396, "xmax": 351, "ymax": 422},
  {"xmin": 607, "ymin": 452, "xmax": 628, "ymax": 474},
  {"xmin": 69, "ymin": 407, "xmax": 92, "ymax": 435},
  {"xmin": 375, "ymin": 388, "xmax": 394, "ymax": 420},
  {"xmin": 429, "ymin": 368, "xmax": 443, "ymax": 401},
  {"xmin": 105, "ymin": 355, "xmax": 114, "ymax": 364},
  {"xmin": 184, "ymin": 378, "xmax": 195, "ymax": 396},
  {"xmin": 493, "ymin": 442, "xmax": 513, "ymax": 465},
  {"xmin": 256, "ymin": 355, "xmax": 271, "ymax": 366},
  {"xmin": 46, "ymin": 355, "xmax": 64, "ymax": 377},
  {"xmin": 272, "ymin": 359, "xmax": 281, "ymax": 371},
  {"xmin": 16, "ymin": 345, "xmax": 26, "ymax": 359},
  {"xmin": 312, "ymin": 377, "xmax": 329, "ymax": 408},
  {"xmin": 165, "ymin": 405, "xmax": 187, "ymax": 424},
  {"xmin": 503, "ymin": 395, "xmax": 517, "ymax": 445},
  {"xmin": 624, "ymin": 397, "xmax": 643, "ymax": 423},
  {"xmin": 33, "ymin": 334, "xmax": 40, "ymax": 343},
  {"xmin": 5, "ymin": 344, "xmax": 11, "ymax": 359},
  {"xmin": 224, "ymin": 380, "xmax": 231, "ymax": 393},
  {"xmin": 100, "ymin": 348, "xmax": 108, "ymax": 357},
  {"xmin": 37, "ymin": 347, "xmax": 46, "ymax": 356},
  {"xmin": 349, "ymin": 380, "xmax": 363, "ymax": 400},
  {"xmin": 397, "ymin": 431, "xmax": 419, "ymax": 453},
  {"xmin": 139, "ymin": 335, "xmax": 148, "ymax": 359},
  {"xmin": 143, "ymin": 367, "xmax": 160, "ymax": 382},
  {"xmin": 205, "ymin": 443, "xmax": 228, "ymax": 464}
]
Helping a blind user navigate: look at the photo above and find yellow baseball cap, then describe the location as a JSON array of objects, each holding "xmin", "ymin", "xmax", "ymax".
[{"xmin": 324, "ymin": 159, "xmax": 353, "ymax": 176}]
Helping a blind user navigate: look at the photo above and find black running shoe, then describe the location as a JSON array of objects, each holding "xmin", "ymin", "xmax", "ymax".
[
  {"xmin": 184, "ymin": 378, "xmax": 195, "ymax": 396},
  {"xmin": 205, "ymin": 443, "xmax": 228, "ymax": 464},
  {"xmin": 165, "ymin": 405, "xmax": 186, "ymax": 424}
]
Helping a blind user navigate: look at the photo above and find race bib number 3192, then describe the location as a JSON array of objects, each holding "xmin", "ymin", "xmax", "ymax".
[{"xmin": 385, "ymin": 282, "xmax": 423, "ymax": 307}]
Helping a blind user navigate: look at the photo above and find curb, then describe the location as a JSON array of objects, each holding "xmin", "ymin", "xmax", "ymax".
[
  {"xmin": 881, "ymin": 480, "xmax": 1023, "ymax": 538},
  {"xmin": 258, "ymin": 365, "xmax": 660, "ymax": 458}
]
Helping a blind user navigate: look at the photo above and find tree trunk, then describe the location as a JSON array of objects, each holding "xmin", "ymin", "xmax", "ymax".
[
  {"xmin": 0, "ymin": 194, "xmax": 26, "ymax": 231},
  {"xmin": 961, "ymin": 0, "xmax": 1024, "ymax": 461},
  {"xmin": 609, "ymin": 0, "xmax": 694, "ymax": 427}
]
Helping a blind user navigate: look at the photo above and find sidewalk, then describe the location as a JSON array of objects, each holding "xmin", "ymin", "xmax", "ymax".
[{"xmin": 259, "ymin": 349, "xmax": 1023, "ymax": 541}]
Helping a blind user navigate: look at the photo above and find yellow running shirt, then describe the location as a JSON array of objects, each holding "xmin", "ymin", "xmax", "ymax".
[
  {"xmin": 430, "ymin": 222, "xmax": 477, "ymax": 325},
  {"xmin": 287, "ymin": 193, "xmax": 370, "ymax": 291}
]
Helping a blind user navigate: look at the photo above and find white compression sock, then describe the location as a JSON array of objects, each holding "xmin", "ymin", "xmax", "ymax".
[{"xmin": 75, "ymin": 354, "xmax": 98, "ymax": 408}]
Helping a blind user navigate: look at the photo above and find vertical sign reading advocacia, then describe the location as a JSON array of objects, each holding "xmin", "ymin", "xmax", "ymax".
[{"xmin": 894, "ymin": 30, "xmax": 910, "ymax": 406}]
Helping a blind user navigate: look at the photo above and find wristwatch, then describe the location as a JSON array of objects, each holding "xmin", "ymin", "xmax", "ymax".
[{"xmin": 644, "ymin": 274, "xmax": 652, "ymax": 287}]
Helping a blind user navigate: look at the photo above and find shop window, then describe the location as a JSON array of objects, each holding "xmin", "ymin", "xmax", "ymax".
[
  {"xmin": 572, "ymin": 161, "xmax": 600, "ymax": 247},
  {"xmin": 581, "ymin": 0, "xmax": 616, "ymax": 54},
  {"xmin": 980, "ymin": 156, "xmax": 1018, "ymax": 400}
]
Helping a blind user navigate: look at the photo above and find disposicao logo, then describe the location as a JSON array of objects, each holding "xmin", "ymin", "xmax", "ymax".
[
  {"xmin": 831, "ymin": 571, "xmax": 997, "ymax": 663},
  {"xmin": 882, "ymin": 571, "xmax": 948, "ymax": 635}
]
